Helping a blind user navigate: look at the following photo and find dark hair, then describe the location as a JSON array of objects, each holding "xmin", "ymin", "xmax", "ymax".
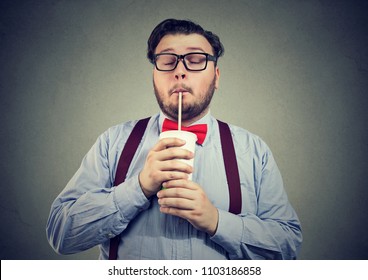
[{"xmin": 147, "ymin": 18, "xmax": 224, "ymax": 64}]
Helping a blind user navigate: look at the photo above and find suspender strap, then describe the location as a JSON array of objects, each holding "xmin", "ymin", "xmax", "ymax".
[
  {"xmin": 217, "ymin": 120, "xmax": 242, "ymax": 215},
  {"xmin": 113, "ymin": 118, "xmax": 151, "ymax": 186},
  {"xmin": 109, "ymin": 117, "xmax": 150, "ymax": 260}
]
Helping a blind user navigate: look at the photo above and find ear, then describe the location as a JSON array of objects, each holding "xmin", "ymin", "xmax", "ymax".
[{"xmin": 215, "ymin": 67, "xmax": 220, "ymax": 89}]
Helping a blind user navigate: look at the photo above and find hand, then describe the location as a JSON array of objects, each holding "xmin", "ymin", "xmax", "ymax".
[
  {"xmin": 157, "ymin": 180, "xmax": 219, "ymax": 236},
  {"xmin": 139, "ymin": 137, "xmax": 194, "ymax": 198}
]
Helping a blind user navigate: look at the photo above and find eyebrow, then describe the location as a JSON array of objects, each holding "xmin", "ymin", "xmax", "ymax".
[{"xmin": 158, "ymin": 47, "xmax": 207, "ymax": 54}]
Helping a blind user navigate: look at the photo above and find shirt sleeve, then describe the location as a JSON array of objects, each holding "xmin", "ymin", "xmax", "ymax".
[
  {"xmin": 46, "ymin": 130, "xmax": 151, "ymax": 255},
  {"xmin": 210, "ymin": 142, "xmax": 302, "ymax": 259}
]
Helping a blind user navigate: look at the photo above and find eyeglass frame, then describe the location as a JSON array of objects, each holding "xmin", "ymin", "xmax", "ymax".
[{"xmin": 153, "ymin": 52, "xmax": 218, "ymax": 72}]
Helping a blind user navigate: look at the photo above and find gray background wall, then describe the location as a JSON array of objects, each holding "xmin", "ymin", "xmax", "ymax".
[{"xmin": 1, "ymin": 0, "xmax": 367, "ymax": 260}]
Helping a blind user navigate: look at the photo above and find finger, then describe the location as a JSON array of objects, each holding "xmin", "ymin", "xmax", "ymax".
[
  {"xmin": 159, "ymin": 160, "xmax": 193, "ymax": 174},
  {"xmin": 158, "ymin": 147, "xmax": 194, "ymax": 161},
  {"xmin": 152, "ymin": 137, "xmax": 186, "ymax": 152},
  {"xmin": 158, "ymin": 197, "xmax": 194, "ymax": 210},
  {"xmin": 159, "ymin": 206, "xmax": 193, "ymax": 221},
  {"xmin": 158, "ymin": 184, "xmax": 196, "ymax": 200},
  {"xmin": 162, "ymin": 179, "xmax": 197, "ymax": 190},
  {"xmin": 160, "ymin": 171, "xmax": 190, "ymax": 182}
]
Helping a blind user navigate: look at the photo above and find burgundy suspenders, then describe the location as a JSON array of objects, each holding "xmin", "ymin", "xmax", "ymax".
[
  {"xmin": 109, "ymin": 118, "xmax": 241, "ymax": 259},
  {"xmin": 217, "ymin": 120, "xmax": 242, "ymax": 215},
  {"xmin": 113, "ymin": 118, "xmax": 151, "ymax": 187},
  {"xmin": 109, "ymin": 117, "xmax": 150, "ymax": 260}
]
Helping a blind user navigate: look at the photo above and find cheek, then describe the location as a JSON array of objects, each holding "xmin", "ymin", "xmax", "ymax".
[
  {"xmin": 196, "ymin": 74, "xmax": 214, "ymax": 92},
  {"xmin": 153, "ymin": 73, "xmax": 168, "ymax": 89}
]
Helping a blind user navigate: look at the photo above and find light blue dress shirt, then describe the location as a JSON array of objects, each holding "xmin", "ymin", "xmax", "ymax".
[{"xmin": 46, "ymin": 111, "xmax": 302, "ymax": 259}]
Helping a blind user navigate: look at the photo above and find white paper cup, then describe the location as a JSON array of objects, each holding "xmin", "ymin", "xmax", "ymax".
[{"xmin": 159, "ymin": 130, "xmax": 197, "ymax": 180}]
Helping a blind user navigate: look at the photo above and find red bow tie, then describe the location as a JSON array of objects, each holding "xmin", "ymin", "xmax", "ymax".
[{"xmin": 162, "ymin": 118, "xmax": 208, "ymax": 145}]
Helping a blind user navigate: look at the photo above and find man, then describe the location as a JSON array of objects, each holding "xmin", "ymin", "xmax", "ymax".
[{"xmin": 47, "ymin": 18, "xmax": 302, "ymax": 259}]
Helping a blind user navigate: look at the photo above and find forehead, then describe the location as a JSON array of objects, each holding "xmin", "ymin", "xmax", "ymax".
[{"xmin": 155, "ymin": 33, "xmax": 213, "ymax": 54}]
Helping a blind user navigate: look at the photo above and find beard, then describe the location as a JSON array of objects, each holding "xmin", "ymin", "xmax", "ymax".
[{"xmin": 153, "ymin": 76, "xmax": 216, "ymax": 122}]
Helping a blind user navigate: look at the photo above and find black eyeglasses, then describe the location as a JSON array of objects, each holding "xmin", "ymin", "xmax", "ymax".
[{"xmin": 153, "ymin": 52, "xmax": 217, "ymax": 71}]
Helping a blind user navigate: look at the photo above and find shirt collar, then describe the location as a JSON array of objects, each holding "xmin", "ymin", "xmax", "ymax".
[{"xmin": 158, "ymin": 110, "xmax": 212, "ymax": 145}]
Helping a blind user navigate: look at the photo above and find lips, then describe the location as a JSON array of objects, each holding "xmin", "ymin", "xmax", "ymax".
[
  {"xmin": 171, "ymin": 85, "xmax": 192, "ymax": 95},
  {"xmin": 172, "ymin": 88, "xmax": 187, "ymax": 94}
]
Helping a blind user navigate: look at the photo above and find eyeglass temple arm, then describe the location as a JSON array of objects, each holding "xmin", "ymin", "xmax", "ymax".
[{"xmin": 207, "ymin": 54, "xmax": 217, "ymax": 62}]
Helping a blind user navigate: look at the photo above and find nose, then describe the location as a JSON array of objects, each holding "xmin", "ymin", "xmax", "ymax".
[
  {"xmin": 174, "ymin": 59, "xmax": 187, "ymax": 80},
  {"xmin": 175, "ymin": 72, "xmax": 186, "ymax": 80}
]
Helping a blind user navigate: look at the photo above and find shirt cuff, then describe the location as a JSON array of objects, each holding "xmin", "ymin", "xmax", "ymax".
[
  {"xmin": 210, "ymin": 209, "xmax": 243, "ymax": 257},
  {"xmin": 113, "ymin": 175, "xmax": 151, "ymax": 222}
]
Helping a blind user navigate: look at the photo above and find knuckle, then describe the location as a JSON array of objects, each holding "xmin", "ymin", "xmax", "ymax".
[
  {"xmin": 186, "ymin": 164, "xmax": 193, "ymax": 173},
  {"xmin": 162, "ymin": 137, "xmax": 176, "ymax": 147},
  {"xmin": 184, "ymin": 149, "xmax": 193, "ymax": 158},
  {"xmin": 172, "ymin": 161, "xmax": 183, "ymax": 170},
  {"xmin": 184, "ymin": 150, "xmax": 191, "ymax": 157},
  {"xmin": 173, "ymin": 188, "xmax": 181, "ymax": 196},
  {"xmin": 160, "ymin": 138, "xmax": 169, "ymax": 147},
  {"xmin": 146, "ymin": 151, "xmax": 155, "ymax": 162},
  {"xmin": 151, "ymin": 170, "xmax": 161, "ymax": 181},
  {"xmin": 175, "ymin": 199, "xmax": 184, "ymax": 208},
  {"xmin": 176, "ymin": 138, "xmax": 185, "ymax": 146},
  {"xmin": 169, "ymin": 148, "xmax": 178, "ymax": 158},
  {"xmin": 199, "ymin": 192, "xmax": 206, "ymax": 201}
]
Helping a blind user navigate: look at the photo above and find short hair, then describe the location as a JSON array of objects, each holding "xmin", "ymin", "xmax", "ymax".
[{"xmin": 147, "ymin": 18, "xmax": 224, "ymax": 65}]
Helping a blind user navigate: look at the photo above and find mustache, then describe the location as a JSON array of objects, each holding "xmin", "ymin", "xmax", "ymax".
[{"xmin": 169, "ymin": 84, "xmax": 193, "ymax": 94}]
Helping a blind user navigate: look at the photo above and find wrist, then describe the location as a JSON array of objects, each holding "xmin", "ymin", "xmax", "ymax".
[
  {"xmin": 138, "ymin": 172, "xmax": 155, "ymax": 198},
  {"xmin": 207, "ymin": 208, "xmax": 219, "ymax": 236}
]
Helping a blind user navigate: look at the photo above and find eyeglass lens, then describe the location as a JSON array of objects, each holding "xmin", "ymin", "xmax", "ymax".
[{"xmin": 156, "ymin": 53, "xmax": 208, "ymax": 71}]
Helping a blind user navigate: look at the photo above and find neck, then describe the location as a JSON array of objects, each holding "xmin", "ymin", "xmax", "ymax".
[{"xmin": 181, "ymin": 107, "xmax": 210, "ymax": 126}]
